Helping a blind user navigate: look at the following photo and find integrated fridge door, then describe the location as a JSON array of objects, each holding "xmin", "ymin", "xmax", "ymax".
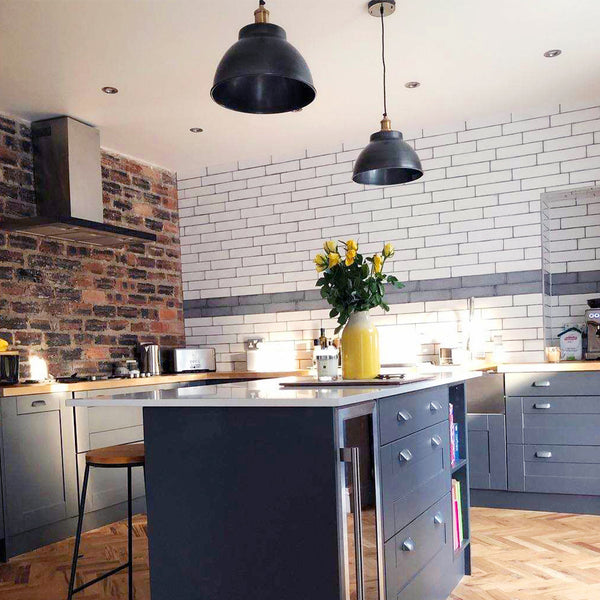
[{"xmin": 337, "ymin": 402, "xmax": 384, "ymax": 600}]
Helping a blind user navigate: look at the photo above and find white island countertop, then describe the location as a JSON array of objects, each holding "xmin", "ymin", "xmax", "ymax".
[{"xmin": 66, "ymin": 371, "xmax": 481, "ymax": 409}]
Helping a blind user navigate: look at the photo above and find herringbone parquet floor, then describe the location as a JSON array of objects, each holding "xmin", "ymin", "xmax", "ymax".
[{"xmin": 1, "ymin": 508, "xmax": 599, "ymax": 599}]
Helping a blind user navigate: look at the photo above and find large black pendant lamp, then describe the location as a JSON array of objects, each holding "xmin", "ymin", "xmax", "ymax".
[
  {"xmin": 211, "ymin": 1, "xmax": 316, "ymax": 114},
  {"xmin": 353, "ymin": 1, "xmax": 423, "ymax": 185}
]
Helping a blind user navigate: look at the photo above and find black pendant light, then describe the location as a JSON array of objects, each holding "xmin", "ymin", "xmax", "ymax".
[
  {"xmin": 211, "ymin": 1, "xmax": 316, "ymax": 114},
  {"xmin": 353, "ymin": 1, "xmax": 423, "ymax": 185}
]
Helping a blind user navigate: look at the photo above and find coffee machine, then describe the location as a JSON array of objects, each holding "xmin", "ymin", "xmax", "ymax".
[{"xmin": 585, "ymin": 300, "xmax": 600, "ymax": 360}]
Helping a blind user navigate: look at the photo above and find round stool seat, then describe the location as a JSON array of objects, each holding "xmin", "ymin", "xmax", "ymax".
[{"xmin": 86, "ymin": 443, "xmax": 146, "ymax": 467}]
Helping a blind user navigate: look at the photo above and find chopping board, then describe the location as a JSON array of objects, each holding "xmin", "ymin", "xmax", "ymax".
[{"xmin": 280, "ymin": 376, "xmax": 437, "ymax": 388}]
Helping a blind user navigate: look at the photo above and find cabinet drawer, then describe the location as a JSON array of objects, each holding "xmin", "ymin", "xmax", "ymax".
[
  {"xmin": 509, "ymin": 444, "xmax": 600, "ymax": 495},
  {"xmin": 524, "ymin": 413, "xmax": 600, "ymax": 445},
  {"xmin": 505, "ymin": 372, "xmax": 600, "ymax": 397},
  {"xmin": 379, "ymin": 387, "xmax": 449, "ymax": 445},
  {"xmin": 522, "ymin": 396, "xmax": 600, "ymax": 415},
  {"xmin": 16, "ymin": 394, "xmax": 62, "ymax": 415},
  {"xmin": 380, "ymin": 421, "xmax": 451, "ymax": 540},
  {"xmin": 385, "ymin": 493, "xmax": 451, "ymax": 598}
]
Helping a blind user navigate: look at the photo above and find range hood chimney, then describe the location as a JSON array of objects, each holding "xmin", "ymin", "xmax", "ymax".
[{"xmin": 0, "ymin": 116, "xmax": 156, "ymax": 247}]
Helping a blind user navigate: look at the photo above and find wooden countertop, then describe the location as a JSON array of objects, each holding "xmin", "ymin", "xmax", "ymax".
[
  {"xmin": 0, "ymin": 371, "xmax": 309, "ymax": 398},
  {"xmin": 498, "ymin": 361, "xmax": 600, "ymax": 373}
]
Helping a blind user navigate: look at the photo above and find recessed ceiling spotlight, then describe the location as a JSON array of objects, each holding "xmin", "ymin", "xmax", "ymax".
[
  {"xmin": 101, "ymin": 86, "xmax": 119, "ymax": 94},
  {"xmin": 544, "ymin": 49, "xmax": 562, "ymax": 58},
  {"xmin": 405, "ymin": 81, "xmax": 421, "ymax": 89},
  {"xmin": 189, "ymin": 127, "xmax": 204, "ymax": 133}
]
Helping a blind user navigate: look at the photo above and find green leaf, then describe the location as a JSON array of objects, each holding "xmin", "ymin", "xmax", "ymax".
[
  {"xmin": 320, "ymin": 287, "xmax": 328, "ymax": 299},
  {"xmin": 329, "ymin": 308, "xmax": 339, "ymax": 318}
]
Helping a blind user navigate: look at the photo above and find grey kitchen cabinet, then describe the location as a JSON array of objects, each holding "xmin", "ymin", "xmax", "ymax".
[
  {"xmin": 0, "ymin": 393, "xmax": 78, "ymax": 536},
  {"xmin": 467, "ymin": 414, "xmax": 507, "ymax": 491},
  {"xmin": 506, "ymin": 372, "xmax": 600, "ymax": 496},
  {"xmin": 71, "ymin": 382, "xmax": 186, "ymax": 512},
  {"xmin": 141, "ymin": 382, "xmax": 471, "ymax": 600},
  {"xmin": 73, "ymin": 387, "xmax": 153, "ymax": 513}
]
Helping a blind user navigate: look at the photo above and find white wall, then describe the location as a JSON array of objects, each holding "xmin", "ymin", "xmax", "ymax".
[
  {"xmin": 179, "ymin": 102, "xmax": 600, "ymax": 301},
  {"xmin": 177, "ymin": 102, "xmax": 600, "ymax": 369}
]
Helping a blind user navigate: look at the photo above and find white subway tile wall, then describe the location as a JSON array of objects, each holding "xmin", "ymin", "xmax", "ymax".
[
  {"xmin": 178, "ymin": 103, "xmax": 600, "ymax": 369},
  {"xmin": 179, "ymin": 103, "xmax": 600, "ymax": 300},
  {"xmin": 184, "ymin": 295, "xmax": 545, "ymax": 371}
]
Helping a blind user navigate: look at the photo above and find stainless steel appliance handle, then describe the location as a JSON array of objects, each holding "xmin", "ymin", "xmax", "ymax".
[{"xmin": 340, "ymin": 447, "xmax": 365, "ymax": 600}]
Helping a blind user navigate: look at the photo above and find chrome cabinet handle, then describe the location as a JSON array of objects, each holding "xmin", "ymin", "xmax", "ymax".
[
  {"xmin": 532, "ymin": 381, "xmax": 550, "ymax": 387},
  {"xmin": 429, "ymin": 401, "xmax": 442, "ymax": 412},
  {"xmin": 31, "ymin": 400, "xmax": 47, "ymax": 408},
  {"xmin": 535, "ymin": 451, "xmax": 552, "ymax": 458},
  {"xmin": 340, "ymin": 447, "xmax": 365, "ymax": 600},
  {"xmin": 398, "ymin": 449, "xmax": 413, "ymax": 463},
  {"xmin": 401, "ymin": 537, "xmax": 416, "ymax": 552},
  {"xmin": 431, "ymin": 435, "xmax": 442, "ymax": 448},
  {"xmin": 433, "ymin": 512, "xmax": 444, "ymax": 525},
  {"xmin": 534, "ymin": 403, "xmax": 551, "ymax": 409},
  {"xmin": 397, "ymin": 410, "xmax": 413, "ymax": 422}
]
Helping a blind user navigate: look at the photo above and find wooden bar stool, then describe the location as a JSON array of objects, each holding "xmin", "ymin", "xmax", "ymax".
[{"xmin": 67, "ymin": 443, "xmax": 146, "ymax": 600}]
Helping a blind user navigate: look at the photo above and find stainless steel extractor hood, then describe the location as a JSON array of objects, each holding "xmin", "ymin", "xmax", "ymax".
[{"xmin": 0, "ymin": 116, "xmax": 156, "ymax": 247}]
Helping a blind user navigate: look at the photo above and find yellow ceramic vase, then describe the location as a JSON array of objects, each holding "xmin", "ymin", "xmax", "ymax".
[{"xmin": 341, "ymin": 311, "xmax": 380, "ymax": 379}]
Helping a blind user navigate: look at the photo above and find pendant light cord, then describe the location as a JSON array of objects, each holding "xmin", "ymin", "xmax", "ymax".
[{"xmin": 380, "ymin": 5, "xmax": 387, "ymax": 118}]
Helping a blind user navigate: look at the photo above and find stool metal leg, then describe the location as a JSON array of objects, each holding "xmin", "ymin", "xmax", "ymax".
[
  {"xmin": 67, "ymin": 463, "xmax": 90, "ymax": 600},
  {"xmin": 127, "ymin": 466, "xmax": 133, "ymax": 600}
]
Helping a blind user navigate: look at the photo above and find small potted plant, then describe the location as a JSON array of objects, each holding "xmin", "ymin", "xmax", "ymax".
[{"xmin": 314, "ymin": 240, "xmax": 404, "ymax": 379}]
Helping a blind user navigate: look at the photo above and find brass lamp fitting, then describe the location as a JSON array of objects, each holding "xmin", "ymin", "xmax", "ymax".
[
  {"xmin": 380, "ymin": 115, "xmax": 392, "ymax": 131},
  {"xmin": 254, "ymin": 2, "xmax": 269, "ymax": 23}
]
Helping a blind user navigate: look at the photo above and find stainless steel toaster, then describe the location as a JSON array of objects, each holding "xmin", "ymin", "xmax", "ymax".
[{"xmin": 163, "ymin": 348, "xmax": 216, "ymax": 373}]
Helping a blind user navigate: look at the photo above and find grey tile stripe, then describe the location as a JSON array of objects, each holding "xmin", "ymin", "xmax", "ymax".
[
  {"xmin": 184, "ymin": 269, "xmax": 600, "ymax": 319},
  {"xmin": 183, "ymin": 269, "xmax": 597, "ymax": 319}
]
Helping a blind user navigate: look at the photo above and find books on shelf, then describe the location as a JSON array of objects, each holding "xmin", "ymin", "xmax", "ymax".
[
  {"xmin": 451, "ymin": 478, "xmax": 465, "ymax": 551},
  {"xmin": 449, "ymin": 403, "xmax": 460, "ymax": 466}
]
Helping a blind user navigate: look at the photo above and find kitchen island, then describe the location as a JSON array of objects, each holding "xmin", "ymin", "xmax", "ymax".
[{"xmin": 69, "ymin": 372, "xmax": 479, "ymax": 600}]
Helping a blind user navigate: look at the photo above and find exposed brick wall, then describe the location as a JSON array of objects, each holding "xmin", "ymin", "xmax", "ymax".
[{"xmin": 0, "ymin": 114, "xmax": 185, "ymax": 379}]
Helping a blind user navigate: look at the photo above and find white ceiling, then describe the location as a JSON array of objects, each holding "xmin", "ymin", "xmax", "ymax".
[{"xmin": 1, "ymin": 0, "xmax": 600, "ymax": 175}]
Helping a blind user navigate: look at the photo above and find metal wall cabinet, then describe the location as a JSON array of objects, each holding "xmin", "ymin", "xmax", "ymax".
[
  {"xmin": 506, "ymin": 372, "xmax": 600, "ymax": 496},
  {"xmin": 0, "ymin": 393, "xmax": 78, "ymax": 536},
  {"xmin": 467, "ymin": 414, "xmax": 507, "ymax": 491}
]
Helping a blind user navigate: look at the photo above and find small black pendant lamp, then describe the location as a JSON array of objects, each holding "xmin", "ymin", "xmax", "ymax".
[
  {"xmin": 352, "ymin": 0, "xmax": 423, "ymax": 185},
  {"xmin": 211, "ymin": 1, "xmax": 316, "ymax": 114}
]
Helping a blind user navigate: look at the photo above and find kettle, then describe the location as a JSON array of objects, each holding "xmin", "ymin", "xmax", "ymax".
[{"xmin": 139, "ymin": 344, "xmax": 161, "ymax": 375}]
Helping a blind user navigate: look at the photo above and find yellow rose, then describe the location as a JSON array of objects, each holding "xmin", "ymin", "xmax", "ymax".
[
  {"xmin": 346, "ymin": 239, "xmax": 358, "ymax": 252},
  {"xmin": 373, "ymin": 254, "xmax": 383, "ymax": 274},
  {"xmin": 328, "ymin": 252, "xmax": 341, "ymax": 268},
  {"xmin": 323, "ymin": 240, "xmax": 337, "ymax": 254},
  {"xmin": 314, "ymin": 253, "xmax": 328, "ymax": 272},
  {"xmin": 383, "ymin": 242, "xmax": 394, "ymax": 258},
  {"xmin": 345, "ymin": 249, "xmax": 356, "ymax": 266}
]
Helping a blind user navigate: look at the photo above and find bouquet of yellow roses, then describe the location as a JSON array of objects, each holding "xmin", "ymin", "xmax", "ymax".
[{"xmin": 314, "ymin": 240, "xmax": 404, "ymax": 333}]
